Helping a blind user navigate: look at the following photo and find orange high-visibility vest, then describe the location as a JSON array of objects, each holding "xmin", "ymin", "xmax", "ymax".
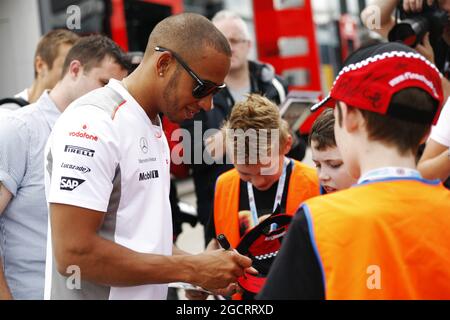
[
  {"xmin": 214, "ymin": 160, "xmax": 320, "ymax": 248},
  {"xmin": 303, "ymin": 179, "xmax": 450, "ymax": 300}
]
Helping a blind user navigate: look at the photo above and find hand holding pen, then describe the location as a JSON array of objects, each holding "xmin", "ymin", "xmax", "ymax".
[
  {"xmin": 217, "ymin": 234, "xmax": 231, "ymax": 250},
  {"xmin": 217, "ymin": 234, "xmax": 258, "ymax": 275}
]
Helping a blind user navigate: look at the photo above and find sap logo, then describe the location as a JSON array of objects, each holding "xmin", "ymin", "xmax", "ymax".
[
  {"xmin": 139, "ymin": 170, "xmax": 159, "ymax": 181},
  {"xmin": 64, "ymin": 145, "xmax": 95, "ymax": 158},
  {"xmin": 60, "ymin": 176, "xmax": 85, "ymax": 191}
]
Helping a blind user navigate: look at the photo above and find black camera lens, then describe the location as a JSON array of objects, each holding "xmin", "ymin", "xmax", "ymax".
[
  {"xmin": 388, "ymin": 1, "xmax": 449, "ymax": 48},
  {"xmin": 389, "ymin": 17, "xmax": 429, "ymax": 47}
]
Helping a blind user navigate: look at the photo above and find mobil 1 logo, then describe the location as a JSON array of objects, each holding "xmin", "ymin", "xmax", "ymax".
[{"xmin": 60, "ymin": 176, "xmax": 85, "ymax": 191}]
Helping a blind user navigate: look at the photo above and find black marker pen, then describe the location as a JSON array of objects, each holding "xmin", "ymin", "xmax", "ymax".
[{"xmin": 217, "ymin": 234, "xmax": 231, "ymax": 250}]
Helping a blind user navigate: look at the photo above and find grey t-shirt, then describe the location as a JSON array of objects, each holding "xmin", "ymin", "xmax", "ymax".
[
  {"xmin": 229, "ymin": 85, "xmax": 250, "ymax": 104},
  {"xmin": 0, "ymin": 91, "xmax": 60, "ymax": 299}
]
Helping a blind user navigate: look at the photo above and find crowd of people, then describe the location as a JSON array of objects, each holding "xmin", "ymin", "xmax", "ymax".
[{"xmin": 0, "ymin": 3, "xmax": 449, "ymax": 300}]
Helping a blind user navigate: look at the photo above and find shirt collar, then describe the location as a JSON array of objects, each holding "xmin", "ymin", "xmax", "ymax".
[
  {"xmin": 107, "ymin": 79, "xmax": 160, "ymax": 128},
  {"xmin": 37, "ymin": 90, "xmax": 61, "ymax": 129},
  {"xmin": 357, "ymin": 167, "xmax": 422, "ymax": 184},
  {"xmin": 107, "ymin": 79, "xmax": 135, "ymax": 105}
]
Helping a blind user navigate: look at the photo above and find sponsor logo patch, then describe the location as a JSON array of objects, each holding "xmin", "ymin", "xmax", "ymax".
[
  {"xmin": 64, "ymin": 145, "xmax": 95, "ymax": 158},
  {"xmin": 60, "ymin": 176, "xmax": 85, "ymax": 191},
  {"xmin": 61, "ymin": 162, "xmax": 91, "ymax": 174},
  {"xmin": 138, "ymin": 157, "xmax": 157, "ymax": 164},
  {"xmin": 140, "ymin": 137, "xmax": 149, "ymax": 154},
  {"xmin": 139, "ymin": 170, "xmax": 159, "ymax": 181},
  {"xmin": 68, "ymin": 124, "xmax": 99, "ymax": 141}
]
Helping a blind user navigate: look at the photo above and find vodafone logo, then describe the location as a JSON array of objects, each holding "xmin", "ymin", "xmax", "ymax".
[
  {"xmin": 69, "ymin": 124, "xmax": 98, "ymax": 141},
  {"xmin": 69, "ymin": 131, "xmax": 98, "ymax": 141}
]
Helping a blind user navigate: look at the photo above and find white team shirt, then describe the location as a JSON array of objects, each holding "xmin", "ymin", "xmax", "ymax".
[
  {"xmin": 44, "ymin": 79, "xmax": 173, "ymax": 300},
  {"xmin": 430, "ymin": 98, "xmax": 450, "ymax": 147}
]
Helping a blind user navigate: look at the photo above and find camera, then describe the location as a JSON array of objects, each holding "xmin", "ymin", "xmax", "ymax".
[{"xmin": 388, "ymin": 0, "xmax": 448, "ymax": 47}]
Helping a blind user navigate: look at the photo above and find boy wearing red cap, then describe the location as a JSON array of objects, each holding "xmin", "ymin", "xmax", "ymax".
[{"xmin": 258, "ymin": 42, "xmax": 450, "ymax": 300}]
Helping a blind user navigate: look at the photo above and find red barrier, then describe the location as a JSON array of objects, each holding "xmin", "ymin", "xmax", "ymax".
[{"xmin": 253, "ymin": 0, "xmax": 322, "ymax": 92}]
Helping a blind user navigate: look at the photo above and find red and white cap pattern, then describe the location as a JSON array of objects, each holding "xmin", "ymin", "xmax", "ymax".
[{"xmin": 311, "ymin": 45, "xmax": 444, "ymax": 125}]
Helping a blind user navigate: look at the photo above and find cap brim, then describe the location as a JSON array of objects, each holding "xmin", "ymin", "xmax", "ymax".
[{"xmin": 310, "ymin": 95, "xmax": 334, "ymax": 112}]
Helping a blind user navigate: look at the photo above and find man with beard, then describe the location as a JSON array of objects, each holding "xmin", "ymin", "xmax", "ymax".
[{"xmin": 44, "ymin": 13, "xmax": 253, "ymax": 300}]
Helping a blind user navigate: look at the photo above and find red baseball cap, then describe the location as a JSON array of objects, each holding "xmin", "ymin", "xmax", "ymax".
[{"xmin": 311, "ymin": 42, "xmax": 444, "ymax": 125}]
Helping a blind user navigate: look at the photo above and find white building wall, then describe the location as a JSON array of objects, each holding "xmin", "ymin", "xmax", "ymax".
[{"xmin": 0, "ymin": 0, "xmax": 41, "ymax": 97}]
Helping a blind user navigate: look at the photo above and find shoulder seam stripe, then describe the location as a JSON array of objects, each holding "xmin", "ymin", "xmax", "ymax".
[{"xmin": 112, "ymin": 100, "xmax": 127, "ymax": 120}]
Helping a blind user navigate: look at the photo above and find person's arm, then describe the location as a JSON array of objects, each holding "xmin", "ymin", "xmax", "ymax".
[
  {"xmin": 172, "ymin": 245, "xmax": 190, "ymax": 256},
  {"xmin": 186, "ymin": 204, "xmax": 253, "ymax": 300},
  {"xmin": 185, "ymin": 236, "xmax": 238, "ymax": 300},
  {"xmin": 257, "ymin": 206, "xmax": 325, "ymax": 299},
  {"xmin": 361, "ymin": 0, "xmax": 434, "ymax": 38},
  {"xmin": 0, "ymin": 116, "xmax": 29, "ymax": 300},
  {"xmin": 50, "ymin": 203, "xmax": 251, "ymax": 290},
  {"xmin": 0, "ymin": 116, "xmax": 27, "ymax": 215},
  {"xmin": 0, "ymin": 183, "xmax": 13, "ymax": 300},
  {"xmin": 0, "ymin": 183, "xmax": 12, "ymax": 215},
  {"xmin": 411, "ymin": 34, "xmax": 450, "ymax": 99},
  {"xmin": 361, "ymin": 0, "xmax": 398, "ymax": 38},
  {"xmin": 0, "ymin": 156, "xmax": 14, "ymax": 301},
  {"xmin": 441, "ymin": 76, "xmax": 450, "ymax": 102},
  {"xmin": 0, "ymin": 257, "xmax": 12, "ymax": 300},
  {"xmin": 418, "ymin": 139, "xmax": 450, "ymax": 181}
]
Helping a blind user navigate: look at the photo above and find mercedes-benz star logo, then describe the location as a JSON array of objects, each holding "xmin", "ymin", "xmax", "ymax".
[{"xmin": 140, "ymin": 137, "xmax": 149, "ymax": 154}]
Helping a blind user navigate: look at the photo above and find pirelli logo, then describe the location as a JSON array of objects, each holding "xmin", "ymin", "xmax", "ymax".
[
  {"xmin": 64, "ymin": 145, "xmax": 95, "ymax": 158},
  {"xmin": 139, "ymin": 170, "xmax": 159, "ymax": 181}
]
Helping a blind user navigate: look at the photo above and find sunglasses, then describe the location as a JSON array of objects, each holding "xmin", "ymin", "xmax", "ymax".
[{"xmin": 155, "ymin": 46, "xmax": 226, "ymax": 99}]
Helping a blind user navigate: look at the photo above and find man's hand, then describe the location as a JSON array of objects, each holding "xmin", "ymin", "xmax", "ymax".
[
  {"xmin": 361, "ymin": 0, "xmax": 435, "ymax": 38},
  {"xmin": 186, "ymin": 264, "xmax": 259, "ymax": 299},
  {"xmin": 190, "ymin": 249, "xmax": 252, "ymax": 290},
  {"xmin": 187, "ymin": 239, "xmax": 259, "ymax": 299},
  {"xmin": 402, "ymin": 0, "xmax": 434, "ymax": 13},
  {"xmin": 185, "ymin": 282, "xmax": 241, "ymax": 300},
  {"xmin": 416, "ymin": 32, "xmax": 436, "ymax": 64}
]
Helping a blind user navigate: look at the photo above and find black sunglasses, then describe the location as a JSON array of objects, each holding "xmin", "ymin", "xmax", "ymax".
[{"xmin": 155, "ymin": 46, "xmax": 226, "ymax": 99}]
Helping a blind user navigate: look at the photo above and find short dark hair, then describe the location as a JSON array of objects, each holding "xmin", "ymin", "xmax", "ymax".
[
  {"xmin": 34, "ymin": 29, "xmax": 80, "ymax": 78},
  {"xmin": 309, "ymin": 108, "xmax": 336, "ymax": 150},
  {"xmin": 61, "ymin": 35, "xmax": 129, "ymax": 78},
  {"xmin": 146, "ymin": 13, "xmax": 231, "ymax": 61},
  {"xmin": 336, "ymin": 88, "xmax": 436, "ymax": 155}
]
